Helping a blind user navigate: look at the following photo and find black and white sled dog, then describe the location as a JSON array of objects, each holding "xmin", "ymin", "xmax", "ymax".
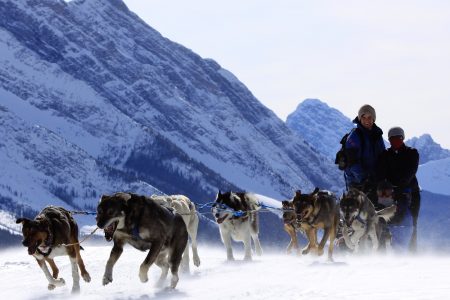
[
  {"xmin": 150, "ymin": 194, "xmax": 200, "ymax": 272},
  {"xmin": 339, "ymin": 188, "xmax": 396, "ymax": 252},
  {"xmin": 96, "ymin": 192, "xmax": 188, "ymax": 289},
  {"xmin": 212, "ymin": 191, "xmax": 262, "ymax": 261}
]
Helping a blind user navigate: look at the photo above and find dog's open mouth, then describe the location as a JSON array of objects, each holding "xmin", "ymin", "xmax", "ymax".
[
  {"xmin": 216, "ymin": 215, "xmax": 228, "ymax": 224},
  {"xmin": 104, "ymin": 221, "xmax": 118, "ymax": 242}
]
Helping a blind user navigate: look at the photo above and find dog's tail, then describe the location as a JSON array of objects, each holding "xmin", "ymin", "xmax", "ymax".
[{"xmin": 376, "ymin": 205, "xmax": 397, "ymax": 222}]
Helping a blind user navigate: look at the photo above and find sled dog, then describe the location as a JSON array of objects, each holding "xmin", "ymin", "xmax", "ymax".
[
  {"xmin": 96, "ymin": 192, "xmax": 188, "ymax": 289},
  {"xmin": 212, "ymin": 191, "xmax": 262, "ymax": 260},
  {"xmin": 293, "ymin": 188, "xmax": 339, "ymax": 261},
  {"xmin": 281, "ymin": 200, "xmax": 313, "ymax": 254},
  {"xmin": 150, "ymin": 194, "xmax": 200, "ymax": 272},
  {"xmin": 340, "ymin": 188, "xmax": 396, "ymax": 252},
  {"xmin": 16, "ymin": 206, "xmax": 91, "ymax": 293}
]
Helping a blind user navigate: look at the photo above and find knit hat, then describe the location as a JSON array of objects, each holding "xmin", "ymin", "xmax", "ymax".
[
  {"xmin": 388, "ymin": 126, "xmax": 405, "ymax": 139},
  {"xmin": 358, "ymin": 104, "xmax": 376, "ymax": 122}
]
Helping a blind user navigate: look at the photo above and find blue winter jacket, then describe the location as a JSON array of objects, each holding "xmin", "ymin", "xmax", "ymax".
[{"xmin": 344, "ymin": 117, "xmax": 385, "ymax": 187}]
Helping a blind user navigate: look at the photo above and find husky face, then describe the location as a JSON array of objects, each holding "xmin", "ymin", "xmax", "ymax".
[
  {"xmin": 212, "ymin": 191, "xmax": 241, "ymax": 224},
  {"xmin": 340, "ymin": 192, "xmax": 361, "ymax": 227},
  {"xmin": 293, "ymin": 188, "xmax": 319, "ymax": 222},
  {"xmin": 96, "ymin": 193, "xmax": 129, "ymax": 241}
]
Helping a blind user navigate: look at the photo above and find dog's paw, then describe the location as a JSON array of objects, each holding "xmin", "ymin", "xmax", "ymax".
[
  {"xmin": 170, "ymin": 274, "xmax": 179, "ymax": 289},
  {"xmin": 48, "ymin": 284, "xmax": 56, "ymax": 291},
  {"xmin": 139, "ymin": 271, "xmax": 149, "ymax": 283},
  {"xmin": 180, "ymin": 265, "xmax": 190, "ymax": 274},
  {"xmin": 55, "ymin": 278, "xmax": 65, "ymax": 287},
  {"xmin": 317, "ymin": 248, "xmax": 324, "ymax": 256},
  {"xmin": 244, "ymin": 255, "xmax": 252, "ymax": 261},
  {"xmin": 155, "ymin": 278, "xmax": 165, "ymax": 288},
  {"xmin": 193, "ymin": 255, "xmax": 200, "ymax": 267},
  {"xmin": 82, "ymin": 272, "xmax": 91, "ymax": 283},
  {"xmin": 102, "ymin": 274, "xmax": 113, "ymax": 286},
  {"xmin": 301, "ymin": 248, "xmax": 310, "ymax": 255},
  {"xmin": 71, "ymin": 285, "xmax": 80, "ymax": 294}
]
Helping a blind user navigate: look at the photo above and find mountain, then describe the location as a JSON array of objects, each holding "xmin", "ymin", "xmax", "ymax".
[
  {"xmin": 417, "ymin": 158, "xmax": 450, "ymax": 196},
  {"xmin": 407, "ymin": 134, "xmax": 450, "ymax": 164},
  {"xmin": 286, "ymin": 98, "xmax": 354, "ymax": 160},
  {"xmin": 0, "ymin": 0, "xmax": 344, "ymax": 244}
]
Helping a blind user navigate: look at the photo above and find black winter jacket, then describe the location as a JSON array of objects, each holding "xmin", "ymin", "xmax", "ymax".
[{"xmin": 377, "ymin": 144, "xmax": 420, "ymax": 223}]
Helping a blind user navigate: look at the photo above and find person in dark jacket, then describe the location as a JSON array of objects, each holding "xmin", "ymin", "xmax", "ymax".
[
  {"xmin": 377, "ymin": 126, "xmax": 420, "ymax": 252},
  {"xmin": 344, "ymin": 104, "xmax": 386, "ymax": 204}
]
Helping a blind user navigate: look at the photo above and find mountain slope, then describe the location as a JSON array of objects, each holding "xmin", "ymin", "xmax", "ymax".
[
  {"xmin": 0, "ymin": 0, "xmax": 342, "ymax": 207},
  {"xmin": 407, "ymin": 134, "xmax": 450, "ymax": 164},
  {"xmin": 286, "ymin": 98, "xmax": 354, "ymax": 160},
  {"xmin": 417, "ymin": 158, "xmax": 450, "ymax": 196}
]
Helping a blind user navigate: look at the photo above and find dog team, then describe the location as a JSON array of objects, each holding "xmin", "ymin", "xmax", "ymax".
[
  {"xmin": 15, "ymin": 187, "xmax": 397, "ymax": 293},
  {"xmin": 15, "ymin": 104, "xmax": 420, "ymax": 293}
]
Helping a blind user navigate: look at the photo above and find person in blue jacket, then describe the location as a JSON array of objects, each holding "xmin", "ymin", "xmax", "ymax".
[{"xmin": 344, "ymin": 104, "xmax": 385, "ymax": 204}]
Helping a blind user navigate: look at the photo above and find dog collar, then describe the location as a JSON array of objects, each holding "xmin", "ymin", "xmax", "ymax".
[{"xmin": 37, "ymin": 247, "xmax": 52, "ymax": 257}]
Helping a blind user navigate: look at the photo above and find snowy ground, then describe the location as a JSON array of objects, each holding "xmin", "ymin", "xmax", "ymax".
[{"xmin": 1, "ymin": 243, "xmax": 449, "ymax": 300}]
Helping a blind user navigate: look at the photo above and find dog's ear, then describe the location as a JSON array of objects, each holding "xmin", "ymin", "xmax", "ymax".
[
  {"xmin": 312, "ymin": 187, "xmax": 320, "ymax": 195},
  {"xmin": 99, "ymin": 195, "xmax": 110, "ymax": 204},
  {"xmin": 281, "ymin": 200, "xmax": 289, "ymax": 207},
  {"xmin": 295, "ymin": 190, "xmax": 301, "ymax": 197},
  {"xmin": 16, "ymin": 218, "xmax": 30, "ymax": 225}
]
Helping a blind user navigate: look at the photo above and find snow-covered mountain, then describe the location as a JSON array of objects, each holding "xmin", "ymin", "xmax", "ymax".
[
  {"xmin": 0, "ymin": 0, "xmax": 344, "ymax": 244},
  {"xmin": 417, "ymin": 158, "xmax": 450, "ymax": 196},
  {"xmin": 407, "ymin": 134, "xmax": 450, "ymax": 164},
  {"xmin": 286, "ymin": 99, "xmax": 354, "ymax": 161}
]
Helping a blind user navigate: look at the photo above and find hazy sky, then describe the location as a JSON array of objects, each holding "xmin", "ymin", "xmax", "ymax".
[{"xmin": 123, "ymin": 0, "xmax": 450, "ymax": 148}]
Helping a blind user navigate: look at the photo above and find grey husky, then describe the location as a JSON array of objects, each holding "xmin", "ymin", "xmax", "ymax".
[{"xmin": 340, "ymin": 188, "xmax": 396, "ymax": 252}]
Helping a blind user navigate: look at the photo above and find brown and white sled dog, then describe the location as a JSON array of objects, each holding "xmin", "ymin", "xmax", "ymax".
[
  {"xmin": 96, "ymin": 192, "xmax": 188, "ymax": 289},
  {"xmin": 16, "ymin": 206, "xmax": 91, "ymax": 293},
  {"xmin": 212, "ymin": 191, "xmax": 262, "ymax": 261},
  {"xmin": 293, "ymin": 188, "xmax": 339, "ymax": 261},
  {"xmin": 150, "ymin": 194, "xmax": 200, "ymax": 272},
  {"xmin": 339, "ymin": 188, "xmax": 396, "ymax": 252}
]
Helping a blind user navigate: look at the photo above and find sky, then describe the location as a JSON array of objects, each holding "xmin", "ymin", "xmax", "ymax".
[{"xmin": 123, "ymin": 0, "xmax": 450, "ymax": 149}]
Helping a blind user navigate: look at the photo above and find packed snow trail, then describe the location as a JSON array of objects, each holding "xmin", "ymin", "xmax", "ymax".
[{"xmin": 0, "ymin": 244, "xmax": 449, "ymax": 299}]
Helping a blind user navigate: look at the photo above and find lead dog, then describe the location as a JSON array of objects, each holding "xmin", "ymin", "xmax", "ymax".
[
  {"xmin": 212, "ymin": 191, "xmax": 262, "ymax": 261},
  {"xmin": 16, "ymin": 206, "xmax": 91, "ymax": 293},
  {"xmin": 150, "ymin": 194, "xmax": 200, "ymax": 272},
  {"xmin": 340, "ymin": 188, "xmax": 396, "ymax": 252},
  {"xmin": 293, "ymin": 188, "xmax": 339, "ymax": 261},
  {"xmin": 96, "ymin": 192, "xmax": 188, "ymax": 289}
]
